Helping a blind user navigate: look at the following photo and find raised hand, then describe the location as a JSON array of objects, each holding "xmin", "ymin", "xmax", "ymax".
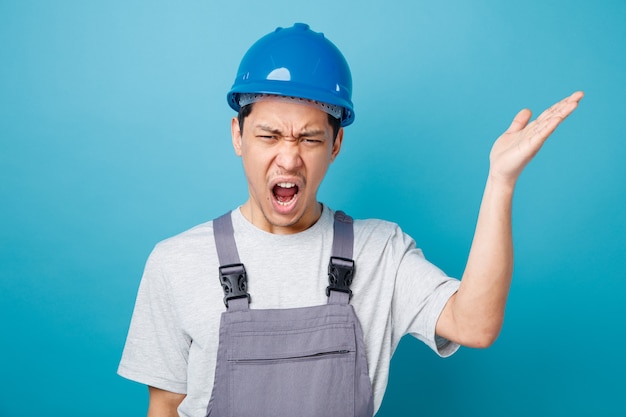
[
  {"xmin": 436, "ymin": 91, "xmax": 584, "ymax": 347},
  {"xmin": 489, "ymin": 91, "xmax": 584, "ymax": 187}
]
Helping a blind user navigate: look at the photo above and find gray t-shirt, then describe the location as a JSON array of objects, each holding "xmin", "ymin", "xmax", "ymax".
[{"xmin": 118, "ymin": 206, "xmax": 460, "ymax": 416}]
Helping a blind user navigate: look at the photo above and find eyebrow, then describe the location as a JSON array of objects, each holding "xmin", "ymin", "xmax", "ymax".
[
  {"xmin": 256, "ymin": 124, "xmax": 283, "ymax": 135},
  {"xmin": 255, "ymin": 124, "xmax": 327, "ymax": 138}
]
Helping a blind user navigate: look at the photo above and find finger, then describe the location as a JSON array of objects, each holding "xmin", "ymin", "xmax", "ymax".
[
  {"xmin": 568, "ymin": 90, "xmax": 585, "ymax": 103},
  {"xmin": 505, "ymin": 109, "xmax": 532, "ymax": 134},
  {"xmin": 535, "ymin": 91, "xmax": 584, "ymax": 125},
  {"xmin": 520, "ymin": 91, "xmax": 583, "ymax": 141}
]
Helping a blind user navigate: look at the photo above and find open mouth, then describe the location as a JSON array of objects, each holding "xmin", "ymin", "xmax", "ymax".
[{"xmin": 272, "ymin": 182, "xmax": 299, "ymax": 206}]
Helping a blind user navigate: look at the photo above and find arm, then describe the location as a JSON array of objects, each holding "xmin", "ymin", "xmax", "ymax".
[
  {"xmin": 147, "ymin": 386, "xmax": 186, "ymax": 417},
  {"xmin": 436, "ymin": 91, "xmax": 584, "ymax": 348}
]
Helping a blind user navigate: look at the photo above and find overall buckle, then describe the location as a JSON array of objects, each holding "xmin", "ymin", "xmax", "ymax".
[
  {"xmin": 326, "ymin": 256, "xmax": 355, "ymax": 298},
  {"xmin": 219, "ymin": 263, "xmax": 251, "ymax": 307}
]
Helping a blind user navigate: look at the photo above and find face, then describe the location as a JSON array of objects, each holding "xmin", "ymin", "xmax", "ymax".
[{"xmin": 231, "ymin": 98, "xmax": 343, "ymax": 234}]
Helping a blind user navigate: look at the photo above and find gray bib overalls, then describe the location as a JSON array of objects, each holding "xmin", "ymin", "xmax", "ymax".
[{"xmin": 205, "ymin": 211, "xmax": 374, "ymax": 417}]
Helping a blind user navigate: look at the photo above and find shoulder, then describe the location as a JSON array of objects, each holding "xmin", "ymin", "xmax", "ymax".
[
  {"xmin": 353, "ymin": 217, "xmax": 399, "ymax": 235},
  {"xmin": 332, "ymin": 214, "xmax": 420, "ymax": 265},
  {"xmin": 148, "ymin": 220, "xmax": 216, "ymax": 266},
  {"xmin": 327, "ymin": 206, "xmax": 400, "ymax": 237},
  {"xmin": 353, "ymin": 217, "xmax": 413, "ymax": 248},
  {"xmin": 138, "ymin": 219, "xmax": 222, "ymax": 300}
]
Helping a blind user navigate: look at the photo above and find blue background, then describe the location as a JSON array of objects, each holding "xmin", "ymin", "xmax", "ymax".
[{"xmin": 1, "ymin": 1, "xmax": 624, "ymax": 415}]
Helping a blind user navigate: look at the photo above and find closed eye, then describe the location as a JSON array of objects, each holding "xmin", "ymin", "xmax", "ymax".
[
  {"xmin": 302, "ymin": 138, "xmax": 324, "ymax": 144},
  {"xmin": 254, "ymin": 124, "xmax": 283, "ymax": 140}
]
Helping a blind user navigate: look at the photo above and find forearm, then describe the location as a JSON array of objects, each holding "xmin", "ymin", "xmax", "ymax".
[
  {"xmin": 446, "ymin": 175, "xmax": 515, "ymax": 347},
  {"xmin": 147, "ymin": 386, "xmax": 185, "ymax": 417}
]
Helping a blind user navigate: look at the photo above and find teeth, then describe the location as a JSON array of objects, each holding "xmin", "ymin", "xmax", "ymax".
[{"xmin": 277, "ymin": 182, "xmax": 296, "ymax": 188}]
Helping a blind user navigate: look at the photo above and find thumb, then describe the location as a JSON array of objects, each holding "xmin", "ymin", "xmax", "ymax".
[{"xmin": 505, "ymin": 109, "xmax": 532, "ymax": 134}]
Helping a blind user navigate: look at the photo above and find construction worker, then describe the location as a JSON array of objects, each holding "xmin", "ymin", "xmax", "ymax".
[{"xmin": 118, "ymin": 23, "xmax": 583, "ymax": 417}]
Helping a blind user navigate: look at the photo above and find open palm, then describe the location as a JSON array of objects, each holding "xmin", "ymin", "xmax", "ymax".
[{"xmin": 489, "ymin": 91, "xmax": 584, "ymax": 186}]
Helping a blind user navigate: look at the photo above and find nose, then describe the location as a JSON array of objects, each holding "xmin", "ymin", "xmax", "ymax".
[{"xmin": 274, "ymin": 138, "xmax": 303, "ymax": 172}]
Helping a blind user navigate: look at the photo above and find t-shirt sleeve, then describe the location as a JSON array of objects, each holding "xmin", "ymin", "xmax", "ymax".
[
  {"xmin": 390, "ymin": 226, "xmax": 461, "ymax": 357},
  {"xmin": 117, "ymin": 245, "xmax": 191, "ymax": 393}
]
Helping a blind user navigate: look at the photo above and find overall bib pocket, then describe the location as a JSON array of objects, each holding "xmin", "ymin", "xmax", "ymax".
[{"xmin": 226, "ymin": 323, "xmax": 357, "ymax": 417}]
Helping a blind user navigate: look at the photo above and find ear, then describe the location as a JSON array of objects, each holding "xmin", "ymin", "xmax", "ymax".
[
  {"xmin": 330, "ymin": 127, "xmax": 344, "ymax": 162},
  {"xmin": 231, "ymin": 116, "xmax": 243, "ymax": 156}
]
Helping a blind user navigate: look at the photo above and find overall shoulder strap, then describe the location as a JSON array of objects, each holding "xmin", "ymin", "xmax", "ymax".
[
  {"xmin": 213, "ymin": 212, "xmax": 250, "ymax": 311},
  {"xmin": 331, "ymin": 210, "xmax": 354, "ymax": 259},
  {"xmin": 327, "ymin": 211, "xmax": 355, "ymax": 305}
]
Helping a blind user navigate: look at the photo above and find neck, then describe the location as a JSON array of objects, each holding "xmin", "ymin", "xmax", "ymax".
[{"xmin": 239, "ymin": 201, "xmax": 323, "ymax": 235}]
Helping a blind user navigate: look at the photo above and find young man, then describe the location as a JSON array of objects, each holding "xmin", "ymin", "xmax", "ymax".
[{"xmin": 118, "ymin": 23, "xmax": 583, "ymax": 416}]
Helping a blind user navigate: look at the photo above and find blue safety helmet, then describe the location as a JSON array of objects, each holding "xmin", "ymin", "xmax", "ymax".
[{"xmin": 227, "ymin": 23, "xmax": 355, "ymax": 127}]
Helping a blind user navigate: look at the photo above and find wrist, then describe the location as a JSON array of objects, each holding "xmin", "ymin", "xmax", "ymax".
[
  {"xmin": 485, "ymin": 172, "xmax": 516, "ymax": 199},
  {"xmin": 487, "ymin": 165, "xmax": 518, "ymax": 189}
]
